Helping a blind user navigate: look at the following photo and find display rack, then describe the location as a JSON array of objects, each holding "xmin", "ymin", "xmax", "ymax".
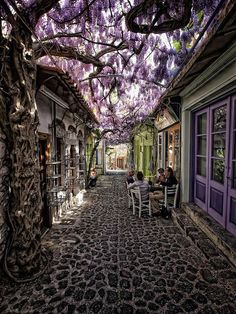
[
  {"xmin": 65, "ymin": 154, "xmax": 80, "ymax": 194},
  {"xmin": 46, "ymin": 160, "xmax": 67, "ymax": 221},
  {"xmin": 78, "ymin": 154, "xmax": 86, "ymax": 190}
]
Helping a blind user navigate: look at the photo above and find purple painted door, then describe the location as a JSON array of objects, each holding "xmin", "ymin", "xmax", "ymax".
[
  {"xmin": 194, "ymin": 108, "xmax": 209, "ymax": 210},
  {"xmin": 208, "ymin": 99, "xmax": 229, "ymax": 226},
  {"xmin": 194, "ymin": 95, "xmax": 236, "ymax": 235},
  {"xmin": 227, "ymin": 96, "xmax": 236, "ymax": 235}
]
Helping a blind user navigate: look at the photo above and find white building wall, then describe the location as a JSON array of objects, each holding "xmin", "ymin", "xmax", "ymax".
[
  {"xmin": 37, "ymin": 90, "xmax": 83, "ymax": 137},
  {"xmin": 180, "ymin": 42, "xmax": 236, "ymax": 202}
]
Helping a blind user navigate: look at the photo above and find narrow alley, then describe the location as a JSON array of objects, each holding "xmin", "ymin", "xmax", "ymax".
[{"xmin": 0, "ymin": 175, "xmax": 236, "ymax": 314}]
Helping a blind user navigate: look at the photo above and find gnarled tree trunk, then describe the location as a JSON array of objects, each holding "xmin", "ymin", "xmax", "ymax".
[
  {"xmin": 0, "ymin": 88, "xmax": 10, "ymax": 262},
  {"xmin": 1, "ymin": 21, "xmax": 44, "ymax": 280}
]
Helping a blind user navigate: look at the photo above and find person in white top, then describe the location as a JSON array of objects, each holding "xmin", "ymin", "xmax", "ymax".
[{"xmin": 127, "ymin": 171, "xmax": 150, "ymax": 201}]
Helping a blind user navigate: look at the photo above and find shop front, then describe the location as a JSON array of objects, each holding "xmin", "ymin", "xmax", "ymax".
[
  {"xmin": 155, "ymin": 109, "xmax": 180, "ymax": 179},
  {"xmin": 36, "ymin": 65, "xmax": 98, "ymax": 228},
  {"xmin": 152, "ymin": 2, "xmax": 236, "ymax": 237},
  {"xmin": 180, "ymin": 41, "xmax": 236, "ymax": 236}
]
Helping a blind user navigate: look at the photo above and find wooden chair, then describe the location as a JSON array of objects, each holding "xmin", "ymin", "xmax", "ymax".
[
  {"xmin": 160, "ymin": 184, "xmax": 179, "ymax": 210},
  {"xmin": 126, "ymin": 182, "xmax": 132, "ymax": 209},
  {"xmin": 130, "ymin": 187, "xmax": 151, "ymax": 218}
]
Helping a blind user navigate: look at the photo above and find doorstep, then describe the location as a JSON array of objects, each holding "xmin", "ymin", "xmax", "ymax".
[{"xmin": 172, "ymin": 203, "xmax": 236, "ymax": 267}]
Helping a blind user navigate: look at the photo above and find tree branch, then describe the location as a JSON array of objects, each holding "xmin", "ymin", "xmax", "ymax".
[
  {"xmin": 34, "ymin": 42, "xmax": 104, "ymax": 67},
  {"xmin": 126, "ymin": 0, "xmax": 192, "ymax": 34},
  {"xmin": 95, "ymin": 42, "xmax": 128, "ymax": 59},
  {"xmin": 79, "ymin": 74, "xmax": 123, "ymax": 82},
  {"xmin": 39, "ymin": 32, "xmax": 121, "ymax": 50}
]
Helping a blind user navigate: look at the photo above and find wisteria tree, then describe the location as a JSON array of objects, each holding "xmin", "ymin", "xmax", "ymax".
[{"xmin": 0, "ymin": 0, "xmax": 221, "ymax": 280}]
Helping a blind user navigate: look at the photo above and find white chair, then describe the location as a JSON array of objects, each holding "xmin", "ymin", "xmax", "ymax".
[
  {"xmin": 160, "ymin": 184, "xmax": 179, "ymax": 210},
  {"xmin": 130, "ymin": 188, "xmax": 152, "ymax": 218},
  {"xmin": 126, "ymin": 182, "xmax": 132, "ymax": 209}
]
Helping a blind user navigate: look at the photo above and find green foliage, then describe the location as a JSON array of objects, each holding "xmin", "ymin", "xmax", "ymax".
[
  {"xmin": 186, "ymin": 42, "xmax": 192, "ymax": 49},
  {"xmin": 197, "ymin": 11, "xmax": 204, "ymax": 25},
  {"xmin": 172, "ymin": 40, "xmax": 182, "ymax": 52}
]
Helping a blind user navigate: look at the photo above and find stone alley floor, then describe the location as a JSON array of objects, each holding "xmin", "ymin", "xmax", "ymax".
[{"xmin": 0, "ymin": 175, "xmax": 236, "ymax": 314}]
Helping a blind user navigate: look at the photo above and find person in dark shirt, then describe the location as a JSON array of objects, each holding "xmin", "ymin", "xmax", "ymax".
[
  {"xmin": 149, "ymin": 167, "xmax": 177, "ymax": 212},
  {"xmin": 161, "ymin": 167, "xmax": 178, "ymax": 187},
  {"xmin": 89, "ymin": 168, "xmax": 97, "ymax": 187}
]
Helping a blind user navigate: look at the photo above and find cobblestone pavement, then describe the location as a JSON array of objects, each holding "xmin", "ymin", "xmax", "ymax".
[{"xmin": 1, "ymin": 175, "xmax": 236, "ymax": 314}]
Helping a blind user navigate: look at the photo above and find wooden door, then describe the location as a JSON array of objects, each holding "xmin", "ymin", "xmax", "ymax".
[
  {"xmin": 227, "ymin": 96, "xmax": 236, "ymax": 235},
  {"xmin": 208, "ymin": 99, "xmax": 229, "ymax": 226},
  {"xmin": 194, "ymin": 108, "xmax": 209, "ymax": 210}
]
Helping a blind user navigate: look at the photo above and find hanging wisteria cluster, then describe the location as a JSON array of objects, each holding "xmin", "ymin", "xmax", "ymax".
[{"xmin": 2, "ymin": 0, "xmax": 221, "ymax": 142}]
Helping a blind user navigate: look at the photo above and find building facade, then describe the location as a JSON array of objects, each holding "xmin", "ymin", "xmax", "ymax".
[
  {"xmin": 154, "ymin": 105, "xmax": 180, "ymax": 180},
  {"xmin": 37, "ymin": 65, "xmax": 98, "ymax": 228},
  {"xmin": 181, "ymin": 44, "xmax": 236, "ymax": 236},
  {"xmin": 153, "ymin": 2, "xmax": 236, "ymax": 236},
  {"xmin": 132, "ymin": 124, "xmax": 154, "ymax": 180}
]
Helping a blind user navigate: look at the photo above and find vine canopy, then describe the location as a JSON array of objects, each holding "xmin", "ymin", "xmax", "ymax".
[{"xmin": 1, "ymin": 0, "xmax": 221, "ymax": 142}]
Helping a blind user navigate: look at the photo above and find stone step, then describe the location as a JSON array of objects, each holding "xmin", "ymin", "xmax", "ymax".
[{"xmin": 172, "ymin": 203, "xmax": 236, "ymax": 267}]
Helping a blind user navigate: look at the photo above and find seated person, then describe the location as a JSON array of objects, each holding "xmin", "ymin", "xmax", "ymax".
[
  {"xmin": 127, "ymin": 171, "xmax": 150, "ymax": 201},
  {"xmin": 161, "ymin": 167, "xmax": 178, "ymax": 187},
  {"xmin": 127, "ymin": 169, "xmax": 135, "ymax": 184},
  {"xmin": 149, "ymin": 167, "xmax": 177, "ymax": 210},
  {"xmin": 149, "ymin": 168, "xmax": 165, "ymax": 191},
  {"xmin": 156, "ymin": 168, "xmax": 165, "ymax": 184},
  {"xmin": 89, "ymin": 168, "xmax": 97, "ymax": 187}
]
